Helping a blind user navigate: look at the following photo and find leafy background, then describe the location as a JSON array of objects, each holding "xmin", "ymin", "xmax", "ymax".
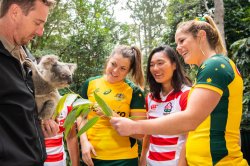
[{"xmin": 28, "ymin": 0, "xmax": 250, "ymax": 165}]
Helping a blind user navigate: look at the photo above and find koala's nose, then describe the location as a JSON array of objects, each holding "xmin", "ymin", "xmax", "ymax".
[{"xmin": 67, "ymin": 77, "xmax": 73, "ymax": 84}]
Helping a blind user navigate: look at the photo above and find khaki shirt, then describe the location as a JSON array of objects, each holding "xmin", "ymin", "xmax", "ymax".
[{"xmin": 0, "ymin": 36, "xmax": 27, "ymax": 63}]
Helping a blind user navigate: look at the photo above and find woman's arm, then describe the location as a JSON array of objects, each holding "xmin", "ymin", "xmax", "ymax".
[
  {"xmin": 178, "ymin": 140, "xmax": 187, "ymax": 166},
  {"xmin": 130, "ymin": 111, "xmax": 147, "ymax": 139},
  {"xmin": 111, "ymin": 88, "xmax": 221, "ymax": 136},
  {"xmin": 66, "ymin": 123, "xmax": 80, "ymax": 166},
  {"xmin": 139, "ymin": 135, "xmax": 150, "ymax": 166},
  {"xmin": 77, "ymin": 116, "xmax": 96, "ymax": 166}
]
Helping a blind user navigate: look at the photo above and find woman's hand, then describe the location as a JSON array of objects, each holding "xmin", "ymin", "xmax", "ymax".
[
  {"xmin": 139, "ymin": 154, "xmax": 147, "ymax": 166},
  {"xmin": 92, "ymin": 103, "xmax": 118, "ymax": 119},
  {"xmin": 110, "ymin": 117, "xmax": 137, "ymax": 136},
  {"xmin": 81, "ymin": 140, "xmax": 97, "ymax": 166}
]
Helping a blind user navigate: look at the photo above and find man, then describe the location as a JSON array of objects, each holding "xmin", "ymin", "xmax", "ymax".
[{"xmin": 0, "ymin": 0, "xmax": 58, "ymax": 165}]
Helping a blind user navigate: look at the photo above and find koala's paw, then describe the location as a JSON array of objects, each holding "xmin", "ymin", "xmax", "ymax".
[
  {"xmin": 23, "ymin": 58, "xmax": 36, "ymax": 70},
  {"xmin": 39, "ymin": 100, "xmax": 56, "ymax": 120}
]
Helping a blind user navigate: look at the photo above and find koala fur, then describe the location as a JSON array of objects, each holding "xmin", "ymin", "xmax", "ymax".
[{"xmin": 24, "ymin": 55, "xmax": 77, "ymax": 120}]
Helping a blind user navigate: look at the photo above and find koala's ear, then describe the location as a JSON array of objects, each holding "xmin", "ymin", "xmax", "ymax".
[
  {"xmin": 67, "ymin": 63, "xmax": 77, "ymax": 73},
  {"xmin": 40, "ymin": 54, "xmax": 59, "ymax": 69}
]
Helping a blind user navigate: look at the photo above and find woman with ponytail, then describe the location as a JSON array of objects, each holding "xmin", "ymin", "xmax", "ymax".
[
  {"xmin": 110, "ymin": 16, "xmax": 248, "ymax": 166},
  {"xmin": 77, "ymin": 45, "xmax": 146, "ymax": 166}
]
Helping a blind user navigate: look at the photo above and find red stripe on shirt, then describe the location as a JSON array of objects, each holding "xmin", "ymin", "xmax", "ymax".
[
  {"xmin": 45, "ymin": 152, "xmax": 64, "ymax": 162},
  {"xmin": 166, "ymin": 91, "xmax": 182, "ymax": 102},
  {"xmin": 145, "ymin": 94, "xmax": 149, "ymax": 111},
  {"xmin": 148, "ymin": 151, "xmax": 176, "ymax": 161},
  {"xmin": 179, "ymin": 90, "xmax": 189, "ymax": 111},
  {"xmin": 148, "ymin": 116, "xmax": 157, "ymax": 119},
  {"xmin": 150, "ymin": 136, "xmax": 178, "ymax": 146},
  {"xmin": 45, "ymin": 138, "xmax": 63, "ymax": 147}
]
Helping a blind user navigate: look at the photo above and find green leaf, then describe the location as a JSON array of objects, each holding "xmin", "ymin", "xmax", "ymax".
[
  {"xmin": 75, "ymin": 103, "xmax": 91, "ymax": 118},
  {"xmin": 77, "ymin": 116, "xmax": 100, "ymax": 136},
  {"xmin": 53, "ymin": 93, "xmax": 78, "ymax": 120},
  {"xmin": 73, "ymin": 98, "xmax": 92, "ymax": 107},
  {"xmin": 63, "ymin": 103, "xmax": 91, "ymax": 138},
  {"xmin": 64, "ymin": 108, "xmax": 77, "ymax": 138},
  {"xmin": 94, "ymin": 91, "xmax": 113, "ymax": 117}
]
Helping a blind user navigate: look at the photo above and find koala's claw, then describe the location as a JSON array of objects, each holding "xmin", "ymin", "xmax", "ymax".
[{"xmin": 23, "ymin": 58, "xmax": 37, "ymax": 70}]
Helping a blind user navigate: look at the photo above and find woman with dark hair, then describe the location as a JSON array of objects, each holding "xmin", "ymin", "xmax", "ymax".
[{"xmin": 140, "ymin": 45, "xmax": 191, "ymax": 166}]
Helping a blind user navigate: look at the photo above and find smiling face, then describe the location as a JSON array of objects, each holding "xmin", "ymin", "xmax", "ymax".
[
  {"xmin": 105, "ymin": 53, "xmax": 131, "ymax": 84},
  {"xmin": 13, "ymin": 0, "xmax": 49, "ymax": 45},
  {"xmin": 175, "ymin": 29, "xmax": 200, "ymax": 65},
  {"xmin": 149, "ymin": 51, "xmax": 176, "ymax": 84}
]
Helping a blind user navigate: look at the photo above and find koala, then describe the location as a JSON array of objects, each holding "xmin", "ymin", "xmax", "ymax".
[{"xmin": 24, "ymin": 55, "xmax": 77, "ymax": 120}]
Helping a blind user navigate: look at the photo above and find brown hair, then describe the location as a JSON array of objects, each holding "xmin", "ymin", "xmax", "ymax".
[
  {"xmin": 176, "ymin": 15, "xmax": 227, "ymax": 55},
  {"xmin": 105, "ymin": 45, "xmax": 145, "ymax": 88},
  {"xmin": 0, "ymin": 0, "xmax": 56, "ymax": 18}
]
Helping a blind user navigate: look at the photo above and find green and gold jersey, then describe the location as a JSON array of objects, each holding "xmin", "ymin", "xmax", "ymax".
[
  {"xmin": 81, "ymin": 76, "xmax": 146, "ymax": 160},
  {"xmin": 186, "ymin": 54, "xmax": 248, "ymax": 165}
]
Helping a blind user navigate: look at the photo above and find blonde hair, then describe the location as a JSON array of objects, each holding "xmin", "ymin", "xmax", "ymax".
[
  {"xmin": 105, "ymin": 45, "xmax": 145, "ymax": 88},
  {"xmin": 177, "ymin": 15, "xmax": 227, "ymax": 56}
]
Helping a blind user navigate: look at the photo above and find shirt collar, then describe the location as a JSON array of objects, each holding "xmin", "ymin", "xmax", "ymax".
[{"xmin": 0, "ymin": 35, "xmax": 27, "ymax": 62}]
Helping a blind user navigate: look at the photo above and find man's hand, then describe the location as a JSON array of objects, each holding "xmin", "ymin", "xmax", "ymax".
[{"xmin": 41, "ymin": 119, "xmax": 59, "ymax": 138}]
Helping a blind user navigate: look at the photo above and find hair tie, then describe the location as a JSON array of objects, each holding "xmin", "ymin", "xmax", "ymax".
[{"xmin": 194, "ymin": 17, "xmax": 207, "ymax": 22}]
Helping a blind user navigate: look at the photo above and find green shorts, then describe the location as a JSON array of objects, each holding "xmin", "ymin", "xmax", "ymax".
[{"xmin": 82, "ymin": 158, "xmax": 138, "ymax": 166}]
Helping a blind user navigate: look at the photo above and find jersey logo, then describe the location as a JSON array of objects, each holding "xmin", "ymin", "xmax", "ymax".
[
  {"xmin": 150, "ymin": 104, "xmax": 157, "ymax": 110},
  {"xmin": 115, "ymin": 93, "xmax": 125, "ymax": 101},
  {"xmin": 103, "ymin": 89, "xmax": 112, "ymax": 95},
  {"xmin": 163, "ymin": 102, "xmax": 173, "ymax": 115}
]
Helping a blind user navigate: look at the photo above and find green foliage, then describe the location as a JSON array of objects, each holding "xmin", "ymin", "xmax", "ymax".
[
  {"xmin": 224, "ymin": 0, "xmax": 250, "ymax": 51},
  {"xmin": 230, "ymin": 37, "xmax": 250, "ymax": 130},
  {"xmin": 28, "ymin": 0, "xmax": 120, "ymax": 93},
  {"xmin": 29, "ymin": 0, "xmax": 73, "ymax": 55},
  {"xmin": 61, "ymin": 91, "xmax": 116, "ymax": 138},
  {"xmin": 162, "ymin": 0, "xmax": 250, "ymax": 51},
  {"xmin": 163, "ymin": 0, "xmax": 207, "ymax": 47},
  {"xmin": 58, "ymin": 0, "xmax": 119, "ymax": 92},
  {"xmin": 126, "ymin": 0, "xmax": 167, "ymax": 55},
  {"xmin": 230, "ymin": 38, "xmax": 250, "ymax": 129}
]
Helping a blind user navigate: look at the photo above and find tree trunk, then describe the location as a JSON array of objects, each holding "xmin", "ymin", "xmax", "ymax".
[{"xmin": 214, "ymin": 0, "xmax": 226, "ymax": 48}]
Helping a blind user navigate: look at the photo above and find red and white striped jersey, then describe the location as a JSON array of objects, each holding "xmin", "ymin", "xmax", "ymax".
[
  {"xmin": 44, "ymin": 96, "xmax": 76, "ymax": 166},
  {"xmin": 145, "ymin": 85, "xmax": 190, "ymax": 166}
]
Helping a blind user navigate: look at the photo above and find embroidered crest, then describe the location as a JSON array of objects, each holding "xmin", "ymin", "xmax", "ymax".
[
  {"xmin": 103, "ymin": 89, "xmax": 112, "ymax": 95},
  {"xmin": 115, "ymin": 93, "xmax": 125, "ymax": 101},
  {"xmin": 163, "ymin": 102, "xmax": 173, "ymax": 115}
]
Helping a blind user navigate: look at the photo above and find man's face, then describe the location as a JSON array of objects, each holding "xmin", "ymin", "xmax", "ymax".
[{"xmin": 13, "ymin": 0, "xmax": 50, "ymax": 45}]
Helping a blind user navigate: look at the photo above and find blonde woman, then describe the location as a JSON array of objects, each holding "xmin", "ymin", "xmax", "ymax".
[{"xmin": 110, "ymin": 16, "xmax": 248, "ymax": 166}]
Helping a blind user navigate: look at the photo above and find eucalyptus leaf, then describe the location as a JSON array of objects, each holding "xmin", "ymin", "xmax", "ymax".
[
  {"xmin": 52, "ymin": 93, "xmax": 78, "ymax": 120},
  {"xmin": 77, "ymin": 116, "xmax": 100, "ymax": 136},
  {"xmin": 73, "ymin": 98, "xmax": 92, "ymax": 107},
  {"xmin": 75, "ymin": 104, "xmax": 91, "ymax": 118},
  {"xmin": 64, "ymin": 108, "xmax": 77, "ymax": 138},
  {"xmin": 94, "ymin": 92, "xmax": 113, "ymax": 117}
]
